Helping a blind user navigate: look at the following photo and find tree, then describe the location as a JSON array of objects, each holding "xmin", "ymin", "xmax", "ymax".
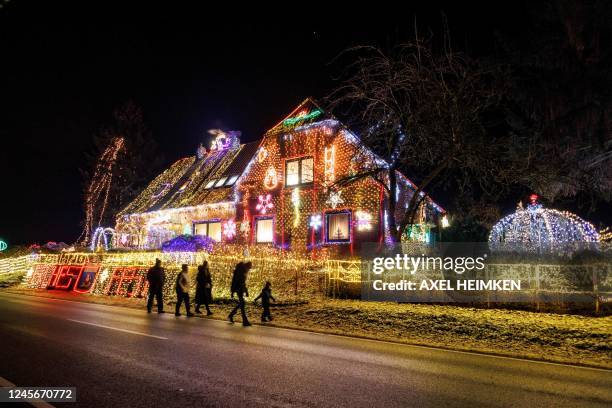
[
  {"xmin": 79, "ymin": 102, "xmax": 162, "ymax": 244},
  {"xmin": 500, "ymin": 0, "xmax": 612, "ymax": 210},
  {"xmin": 327, "ymin": 33, "xmax": 520, "ymax": 241}
]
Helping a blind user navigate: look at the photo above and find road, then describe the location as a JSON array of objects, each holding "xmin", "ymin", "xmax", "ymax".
[{"xmin": 0, "ymin": 292, "xmax": 610, "ymax": 408}]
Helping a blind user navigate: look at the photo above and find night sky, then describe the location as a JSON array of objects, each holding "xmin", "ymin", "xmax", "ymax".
[{"xmin": 0, "ymin": 1, "xmax": 524, "ymax": 245}]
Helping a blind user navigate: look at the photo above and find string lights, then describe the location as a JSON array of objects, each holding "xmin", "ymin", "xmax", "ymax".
[
  {"xmin": 112, "ymin": 98, "xmax": 444, "ymax": 256},
  {"xmin": 80, "ymin": 137, "xmax": 125, "ymax": 245},
  {"xmin": 489, "ymin": 195, "xmax": 600, "ymax": 254},
  {"xmin": 256, "ymin": 194, "xmax": 274, "ymax": 214}
]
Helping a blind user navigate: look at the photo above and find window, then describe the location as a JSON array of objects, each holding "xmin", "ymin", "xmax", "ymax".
[
  {"xmin": 193, "ymin": 221, "xmax": 222, "ymax": 242},
  {"xmin": 255, "ymin": 218, "xmax": 274, "ymax": 243},
  {"xmin": 225, "ymin": 175, "xmax": 239, "ymax": 186},
  {"xmin": 205, "ymin": 180, "xmax": 216, "ymax": 189},
  {"xmin": 326, "ymin": 212, "xmax": 351, "ymax": 243},
  {"xmin": 285, "ymin": 157, "xmax": 314, "ymax": 186},
  {"xmin": 214, "ymin": 177, "xmax": 228, "ymax": 187}
]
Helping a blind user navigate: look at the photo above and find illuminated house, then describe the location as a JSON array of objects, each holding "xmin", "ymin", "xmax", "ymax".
[{"xmin": 116, "ymin": 99, "xmax": 445, "ymax": 255}]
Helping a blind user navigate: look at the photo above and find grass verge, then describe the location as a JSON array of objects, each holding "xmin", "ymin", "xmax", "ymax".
[{"xmin": 3, "ymin": 287, "xmax": 611, "ymax": 369}]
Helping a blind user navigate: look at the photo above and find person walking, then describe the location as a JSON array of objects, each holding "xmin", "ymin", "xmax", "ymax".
[
  {"xmin": 195, "ymin": 260, "xmax": 213, "ymax": 315},
  {"xmin": 254, "ymin": 281, "xmax": 275, "ymax": 322},
  {"xmin": 228, "ymin": 261, "xmax": 252, "ymax": 326},
  {"xmin": 146, "ymin": 258, "xmax": 165, "ymax": 314},
  {"xmin": 175, "ymin": 264, "xmax": 194, "ymax": 317}
]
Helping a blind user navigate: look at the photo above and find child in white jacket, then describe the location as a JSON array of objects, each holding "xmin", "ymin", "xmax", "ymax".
[{"xmin": 175, "ymin": 264, "xmax": 194, "ymax": 317}]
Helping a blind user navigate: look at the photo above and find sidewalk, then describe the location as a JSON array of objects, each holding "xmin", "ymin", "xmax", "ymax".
[{"xmin": 3, "ymin": 287, "xmax": 611, "ymax": 369}]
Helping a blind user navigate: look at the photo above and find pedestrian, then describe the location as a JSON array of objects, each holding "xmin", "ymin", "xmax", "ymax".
[
  {"xmin": 228, "ymin": 261, "xmax": 252, "ymax": 326},
  {"xmin": 146, "ymin": 258, "xmax": 165, "ymax": 314},
  {"xmin": 175, "ymin": 264, "xmax": 194, "ymax": 317},
  {"xmin": 195, "ymin": 260, "xmax": 213, "ymax": 315},
  {"xmin": 253, "ymin": 281, "xmax": 275, "ymax": 322}
]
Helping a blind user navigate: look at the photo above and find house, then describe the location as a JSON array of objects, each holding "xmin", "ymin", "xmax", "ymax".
[{"xmin": 115, "ymin": 99, "xmax": 445, "ymax": 256}]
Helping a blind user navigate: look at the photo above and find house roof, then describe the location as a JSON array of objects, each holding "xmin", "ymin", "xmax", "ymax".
[
  {"xmin": 119, "ymin": 98, "xmax": 444, "ymax": 217},
  {"xmin": 118, "ymin": 141, "xmax": 260, "ymax": 217}
]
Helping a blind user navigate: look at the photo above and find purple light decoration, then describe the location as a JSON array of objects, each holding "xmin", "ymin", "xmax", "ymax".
[{"xmin": 162, "ymin": 234, "xmax": 215, "ymax": 253}]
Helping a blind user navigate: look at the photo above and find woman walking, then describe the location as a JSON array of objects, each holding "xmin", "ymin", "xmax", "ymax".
[{"xmin": 195, "ymin": 260, "xmax": 213, "ymax": 315}]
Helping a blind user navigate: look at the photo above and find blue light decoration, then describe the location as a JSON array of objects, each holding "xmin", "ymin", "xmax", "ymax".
[
  {"xmin": 161, "ymin": 234, "xmax": 215, "ymax": 253},
  {"xmin": 90, "ymin": 227, "xmax": 116, "ymax": 252},
  {"xmin": 489, "ymin": 194, "xmax": 600, "ymax": 255},
  {"xmin": 0, "ymin": 240, "xmax": 7, "ymax": 251}
]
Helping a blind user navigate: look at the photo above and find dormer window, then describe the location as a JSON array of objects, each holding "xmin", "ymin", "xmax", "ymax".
[
  {"xmin": 226, "ymin": 175, "xmax": 239, "ymax": 186},
  {"xmin": 214, "ymin": 177, "xmax": 228, "ymax": 187}
]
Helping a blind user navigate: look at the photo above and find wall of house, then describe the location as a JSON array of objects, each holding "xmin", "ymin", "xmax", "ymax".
[{"xmin": 235, "ymin": 118, "xmax": 386, "ymax": 257}]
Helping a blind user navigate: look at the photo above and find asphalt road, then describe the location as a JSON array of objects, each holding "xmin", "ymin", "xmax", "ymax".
[{"xmin": 0, "ymin": 292, "xmax": 610, "ymax": 408}]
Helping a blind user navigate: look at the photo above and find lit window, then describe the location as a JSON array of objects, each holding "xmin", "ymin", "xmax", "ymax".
[
  {"xmin": 326, "ymin": 212, "xmax": 351, "ymax": 243},
  {"xmin": 205, "ymin": 180, "xmax": 216, "ymax": 189},
  {"xmin": 214, "ymin": 177, "xmax": 228, "ymax": 187},
  {"xmin": 285, "ymin": 156, "xmax": 314, "ymax": 186},
  {"xmin": 286, "ymin": 160, "xmax": 299, "ymax": 186},
  {"xmin": 193, "ymin": 221, "xmax": 222, "ymax": 241},
  {"xmin": 225, "ymin": 175, "xmax": 239, "ymax": 186},
  {"xmin": 255, "ymin": 218, "xmax": 274, "ymax": 243}
]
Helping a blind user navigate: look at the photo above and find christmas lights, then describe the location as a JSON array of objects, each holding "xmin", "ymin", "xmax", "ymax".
[
  {"xmin": 90, "ymin": 227, "xmax": 116, "ymax": 252},
  {"xmin": 326, "ymin": 191, "xmax": 344, "ymax": 209},
  {"xmin": 489, "ymin": 195, "xmax": 600, "ymax": 254},
  {"xmin": 258, "ymin": 147, "xmax": 268, "ymax": 162},
  {"xmin": 355, "ymin": 210, "xmax": 373, "ymax": 231},
  {"xmin": 112, "ymin": 98, "xmax": 444, "ymax": 255},
  {"xmin": 324, "ymin": 145, "xmax": 335, "ymax": 186},
  {"xmin": 80, "ymin": 137, "xmax": 125, "ymax": 245},
  {"xmin": 263, "ymin": 166, "xmax": 278, "ymax": 189},
  {"xmin": 309, "ymin": 214, "xmax": 322, "ymax": 230},
  {"xmin": 256, "ymin": 194, "xmax": 274, "ymax": 214},
  {"xmin": 223, "ymin": 219, "xmax": 237, "ymax": 240},
  {"xmin": 291, "ymin": 188, "xmax": 301, "ymax": 227}
]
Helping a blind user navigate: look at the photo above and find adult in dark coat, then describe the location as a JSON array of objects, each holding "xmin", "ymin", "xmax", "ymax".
[
  {"xmin": 228, "ymin": 261, "xmax": 252, "ymax": 326},
  {"xmin": 146, "ymin": 258, "xmax": 165, "ymax": 313},
  {"xmin": 195, "ymin": 260, "xmax": 213, "ymax": 315}
]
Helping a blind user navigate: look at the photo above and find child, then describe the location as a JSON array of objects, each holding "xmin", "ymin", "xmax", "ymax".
[{"xmin": 254, "ymin": 281, "xmax": 275, "ymax": 322}]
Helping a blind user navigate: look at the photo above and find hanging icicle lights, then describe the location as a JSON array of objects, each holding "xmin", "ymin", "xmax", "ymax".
[{"xmin": 489, "ymin": 195, "xmax": 600, "ymax": 254}]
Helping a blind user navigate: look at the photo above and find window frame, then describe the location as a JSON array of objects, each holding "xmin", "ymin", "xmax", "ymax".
[
  {"xmin": 193, "ymin": 220, "xmax": 222, "ymax": 242},
  {"xmin": 325, "ymin": 210, "xmax": 352, "ymax": 244},
  {"xmin": 284, "ymin": 156, "xmax": 314, "ymax": 187},
  {"xmin": 254, "ymin": 216, "xmax": 275, "ymax": 244}
]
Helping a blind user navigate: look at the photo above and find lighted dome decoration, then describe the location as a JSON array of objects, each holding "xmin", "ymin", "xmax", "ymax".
[{"xmin": 489, "ymin": 195, "xmax": 600, "ymax": 254}]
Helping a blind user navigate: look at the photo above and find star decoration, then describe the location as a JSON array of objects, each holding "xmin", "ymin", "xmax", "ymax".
[{"xmin": 326, "ymin": 191, "xmax": 344, "ymax": 209}]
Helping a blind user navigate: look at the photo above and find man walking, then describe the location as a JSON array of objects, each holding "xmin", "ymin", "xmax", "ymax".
[
  {"xmin": 228, "ymin": 261, "xmax": 252, "ymax": 326},
  {"xmin": 146, "ymin": 258, "xmax": 165, "ymax": 313}
]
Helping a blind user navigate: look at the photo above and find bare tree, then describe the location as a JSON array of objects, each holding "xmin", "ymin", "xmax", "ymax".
[{"xmin": 327, "ymin": 34, "xmax": 518, "ymax": 241}]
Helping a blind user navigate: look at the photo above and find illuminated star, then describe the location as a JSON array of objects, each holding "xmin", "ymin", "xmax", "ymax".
[{"xmin": 326, "ymin": 191, "xmax": 344, "ymax": 209}]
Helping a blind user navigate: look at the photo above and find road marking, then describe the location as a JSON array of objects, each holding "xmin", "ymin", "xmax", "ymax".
[
  {"xmin": 0, "ymin": 376, "xmax": 56, "ymax": 408},
  {"xmin": 66, "ymin": 319, "xmax": 168, "ymax": 340},
  {"xmin": 3, "ymin": 292, "xmax": 608, "ymax": 372}
]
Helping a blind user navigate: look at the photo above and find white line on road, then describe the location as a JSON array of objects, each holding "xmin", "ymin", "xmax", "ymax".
[
  {"xmin": 66, "ymin": 319, "xmax": 168, "ymax": 340},
  {"xmin": 3, "ymin": 292, "xmax": 608, "ymax": 372},
  {"xmin": 0, "ymin": 376, "xmax": 56, "ymax": 408}
]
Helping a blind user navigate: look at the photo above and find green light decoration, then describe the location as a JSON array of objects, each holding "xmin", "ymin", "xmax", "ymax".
[
  {"xmin": 402, "ymin": 224, "xmax": 433, "ymax": 244},
  {"xmin": 283, "ymin": 109, "xmax": 322, "ymax": 127},
  {"xmin": 0, "ymin": 240, "xmax": 7, "ymax": 251}
]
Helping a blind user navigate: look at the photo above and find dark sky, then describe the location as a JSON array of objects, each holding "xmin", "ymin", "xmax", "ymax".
[{"xmin": 0, "ymin": 1, "xmax": 524, "ymax": 245}]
